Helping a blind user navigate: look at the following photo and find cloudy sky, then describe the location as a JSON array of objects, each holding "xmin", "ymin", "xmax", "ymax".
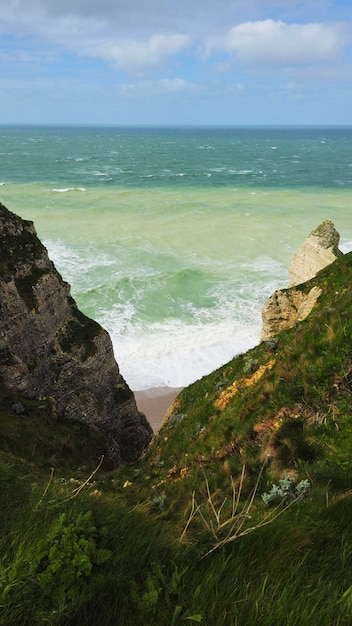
[{"xmin": 0, "ymin": 0, "xmax": 351, "ymax": 125}]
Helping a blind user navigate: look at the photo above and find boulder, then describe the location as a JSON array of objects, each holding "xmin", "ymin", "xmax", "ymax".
[
  {"xmin": 0, "ymin": 203, "xmax": 153, "ymax": 466},
  {"xmin": 260, "ymin": 286, "xmax": 322, "ymax": 342}
]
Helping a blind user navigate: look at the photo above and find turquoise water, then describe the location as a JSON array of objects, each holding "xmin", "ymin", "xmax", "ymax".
[{"xmin": 1, "ymin": 126, "xmax": 352, "ymax": 389}]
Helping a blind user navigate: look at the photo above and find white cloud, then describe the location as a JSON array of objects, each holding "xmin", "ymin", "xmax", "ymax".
[
  {"xmin": 0, "ymin": 1, "xmax": 193, "ymax": 74},
  {"xmin": 0, "ymin": 0, "xmax": 235, "ymax": 39},
  {"xmin": 0, "ymin": 3, "xmax": 350, "ymax": 75},
  {"xmin": 86, "ymin": 34, "xmax": 192, "ymax": 73},
  {"xmin": 210, "ymin": 19, "xmax": 345, "ymax": 66},
  {"xmin": 158, "ymin": 78, "xmax": 188, "ymax": 92}
]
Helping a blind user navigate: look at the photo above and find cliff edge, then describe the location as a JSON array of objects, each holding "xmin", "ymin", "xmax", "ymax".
[
  {"xmin": 0, "ymin": 203, "xmax": 152, "ymax": 466},
  {"xmin": 261, "ymin": 220, "xmax": 342, "ymax": 342}
]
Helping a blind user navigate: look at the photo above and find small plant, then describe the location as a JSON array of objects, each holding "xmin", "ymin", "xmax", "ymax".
[
  {"xmin": 215, "ymin": 378, "xmax": 229, "ymax": 390},
  {"xmin": 131, "ymin": 561, "xmax": 192, "ymax": 623},
  {"xmin": 168, "ymin": 411, "xmax": 186, "ymax": 427},
  {"xmin": 266, "ymin": 337, "xmax": 279, "ymax": 352},
  {"xmin": 151, "ymin": 493, "xmax": 167, "ymax": 512},
  {"xmin": 190, "ymin": 423, "xmax": 206, "ymax": 440},
  {"xmin": 0, "ymin": 509, "xmax": 112, "ymax": 623},
  {"xmin": 132, "ymin": 573, "xmax": 160, "ymax": 614},
  {"xmin": 180, "ymin": 465, "xmax": 303, "ymax": 556},
  {"xmin": 243, "ymin": 358, "xmax": 259, "ymax": 374},
  {"xmin": 262, "ymin": 476, "xmax": 311, "ymax": 507},
  {"xmin": 35, "ymin": 510, "xmax": 112, "ymax": 607}
]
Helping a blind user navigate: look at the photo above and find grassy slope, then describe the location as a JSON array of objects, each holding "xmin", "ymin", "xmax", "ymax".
[{"xmin": 1, "ymin": 252, "xmax": 352, "ymax": 625}]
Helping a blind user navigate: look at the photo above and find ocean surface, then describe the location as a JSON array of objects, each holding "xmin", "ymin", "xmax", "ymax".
[{"xmin": 1, "ymin": 126, "xmax": 352, "ymax": 390}]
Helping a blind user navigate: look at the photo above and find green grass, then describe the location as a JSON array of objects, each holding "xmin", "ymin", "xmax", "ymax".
[
  {"xmin": 0, "ymin": 384, "xmax": 111, "ymax": 473},
  {"xmin": 1, "ymin": 251, "xmax": 352, "ymax": 624},
  {"xmin": 1, "ymin": 465, "xmax": 351, "ymax": 625}
]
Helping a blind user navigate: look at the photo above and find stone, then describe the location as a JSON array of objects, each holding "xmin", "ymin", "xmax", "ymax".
[
  {"xmin": 260, "ymin": 286, "xmax": 322, "ymax": 342},
  {"xmin": 0, "ymin": 203, "xmax": 153, "ymax": 466},
  {"xmin": 288, "ymin": 220, "xmax": 342, "ymax": 287},
  {"xmin": 261, "ymin": 221, "xmax": 342, "ymax": 342}
]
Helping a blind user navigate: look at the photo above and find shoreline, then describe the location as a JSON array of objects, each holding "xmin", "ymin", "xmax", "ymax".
[{"xmin": 134, "ymin": 387, "xmax": 183, "ymax": 433}]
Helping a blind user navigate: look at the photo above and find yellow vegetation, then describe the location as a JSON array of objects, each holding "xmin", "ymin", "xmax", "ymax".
[{"xmin": 215, "ymin": 359, "xmax": 276, "ymax": 410}]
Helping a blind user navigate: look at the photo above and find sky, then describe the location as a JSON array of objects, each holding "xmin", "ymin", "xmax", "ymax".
[{"xmin": 0, "ymin": 0, "xmax": 351, "ymax": 126}]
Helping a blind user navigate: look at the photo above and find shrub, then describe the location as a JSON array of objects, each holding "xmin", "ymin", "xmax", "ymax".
[
  {"xmin": 262, "ymin": 476, "xmax": 311, "ymax": 507},
  {"xmin": 35, "ymin": 510, "xmax": 111, "ymax": 607}
]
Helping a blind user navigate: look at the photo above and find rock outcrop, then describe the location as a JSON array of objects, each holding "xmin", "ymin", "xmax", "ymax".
[
  {"xmin": 261, "ymin": 220, "xmax": 342, "ymax": 342},
  {"xmin": 288, "ymin": 220, "xmax": 342, "ymax": 287},
  {"xmin": 260, "ymin": 286, "xmax": 322, "ymax": 342},
  {"xmin": 0, "ymin": 203, "xmax": 153, "ymax": 466}
]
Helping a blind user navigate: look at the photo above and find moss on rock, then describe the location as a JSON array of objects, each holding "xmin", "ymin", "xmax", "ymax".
[{"xmin": 58, "ymin": 310, "xmax": 101, "ymax": 360}]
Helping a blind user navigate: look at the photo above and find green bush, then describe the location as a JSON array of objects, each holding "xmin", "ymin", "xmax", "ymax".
[
  {"xmin": 1, "ymin": 508, "xmax": 112, "ymax": 623},
  {"xmin": 35, "ymin": 510, "xmax": 111, "ymax": 607}
]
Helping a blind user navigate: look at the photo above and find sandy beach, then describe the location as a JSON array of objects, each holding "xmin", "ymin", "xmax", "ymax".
[{"xmin": 134, "ymin": 387, "xmax": 183, "ymax": 432}]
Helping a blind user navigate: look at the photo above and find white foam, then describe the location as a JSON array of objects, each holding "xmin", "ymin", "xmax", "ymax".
[
  {"xmin": 44, "ymin": 240, "xmax": 116, "ymax": 279},
  {"xmin": 241, "ymin": 256, "xmax": 286, "ymax": 275},
  {"xmin": 91, "ymin": 257, "xmax": 283, "ymax": 390},
  {"xmin": 52, "ymin": 187, "xmax": 86, "ymax": 193},
  {"xmin": 340, "ymin": 240, "xmax": 352, "ymax": 253},
  {"xmin": 110, "ymin": 319, "xmax": 261, "ymax": 390}
]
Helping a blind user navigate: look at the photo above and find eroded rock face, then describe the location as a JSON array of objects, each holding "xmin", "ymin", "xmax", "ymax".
[
  {"xmin": 288, "ymin": 220, "xmax": 342, "ymax": 287},
  {"xmin": 261, "ymin": 220, "xmax": 342, "ymax": 342},
  {"xmin": 260, "ymin": 286, "xmax": 322, "ymax": 342},
  {"xmin": 0, "ymin": 203, "xmax": 153, "ymax": 465}
]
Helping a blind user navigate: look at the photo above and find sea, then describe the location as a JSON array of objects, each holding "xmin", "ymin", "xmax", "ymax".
[{"xmin": 1, "ymin": 126, "xmax": 352, "ymax": 391}]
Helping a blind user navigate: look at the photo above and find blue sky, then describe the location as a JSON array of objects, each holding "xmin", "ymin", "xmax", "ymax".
[{"xmin": 0, "ymin": 0, "xmax": 351, "ymax": 125}]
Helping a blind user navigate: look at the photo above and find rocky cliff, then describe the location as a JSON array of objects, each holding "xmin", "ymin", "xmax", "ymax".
[
  {"xmin": 0, "ymin": 203, "xmax": 153, "ymax": 466},
  {"xmin": 261, "ymin": 220, "xmax": 342, "ymax": 342},
  {"xmin": 288, "ymin": 219, "xmax": 342, "ymax": 287}
]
